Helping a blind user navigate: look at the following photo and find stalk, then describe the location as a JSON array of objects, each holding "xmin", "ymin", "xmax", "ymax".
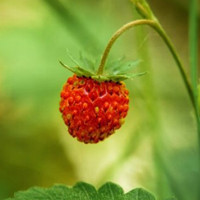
[
  {"xmin": 97, "ymin": 20, "xmax": 195, "ymax": 114},
  {"xmin": 97, "ymin": 14, "xmax": 200, "ymax": 161},
  {"xmin": 97, "ymin": 19, "xmax": 156, "ymax": 75}
]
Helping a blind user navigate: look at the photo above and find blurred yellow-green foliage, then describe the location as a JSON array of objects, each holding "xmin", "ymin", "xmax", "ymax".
[{"xmin": 0, "ymin": 0, "xmax": 199, "ymax": 199}]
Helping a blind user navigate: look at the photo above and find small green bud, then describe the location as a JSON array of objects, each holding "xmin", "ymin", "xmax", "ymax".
[{"xmin": 130, "ymin": 0, "xmax": 156, "ymax": 20}]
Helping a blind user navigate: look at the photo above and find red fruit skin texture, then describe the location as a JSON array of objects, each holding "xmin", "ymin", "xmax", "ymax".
[{"xmin": 59, "ymin": 74, "xmax": 129, "ymax": 144}]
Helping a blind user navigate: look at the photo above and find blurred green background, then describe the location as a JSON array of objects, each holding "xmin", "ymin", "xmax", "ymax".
[{"xmin": 0, "ymin": 0, "xmax": 199, "ymax": 199}]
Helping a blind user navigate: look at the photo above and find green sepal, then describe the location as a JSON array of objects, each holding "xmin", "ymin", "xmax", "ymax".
[
  {"xmin": 106, "ymin": 72, "xmax": 147, "ymax": 81},
  {"xmin": 79, "ymin": 52, "xmax": 97, "ymax": 72},
  {"xmin": 59, "ymin": 61, "xmax": 82, "ymax": 76},
  {"xmin": 130, "ymin": 0, "xmax": 156, "ymax": 20},
  {"xmin": 60, "ymin": 61, "xmax": 95, "ymax": 77},
  {"xmin": 76, "ymin": 65, "xmax": 94, "ymax": 76},
  {"xmin": 60, "ymin": 52, "xmax": 146, "ymax": 82},
  {"xmin": 90, "ymin": 72, "xmax": 146, "ymax": 82},
  {"xmin": 91, "ymin": 75, "xmax": 110, "ymax": 82},
  {"xmin": 67, "ymin": 50, "xmax": 98, "ymax": 74},
  {"xmin": 107, "ymin": 59, "xmax": 142, "ymax": 75}
]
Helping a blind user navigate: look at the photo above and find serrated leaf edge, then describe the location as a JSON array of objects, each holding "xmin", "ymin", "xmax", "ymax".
[{"xmin": 6, "ymin": 182, "xmax": 159, "ymax": 200}]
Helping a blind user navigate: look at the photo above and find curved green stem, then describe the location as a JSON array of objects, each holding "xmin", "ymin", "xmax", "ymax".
[
  {"xmin": 154, "ymin": 23, "xmax": 200, "ymax": 145},
  {"xmin": 152, "ymin": 23, "xmax": 197, "ymax": 118},
  {"xmin": 97, "ymin": 19, "xmax": 156, "ymax": 75},
  {"xmin": 97, "ymin": 19, "xmax": 197, "ymax": 118}
]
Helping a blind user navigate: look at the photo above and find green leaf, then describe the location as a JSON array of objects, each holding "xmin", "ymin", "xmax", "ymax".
[
  {"xmin": 6, "ymin": 184, "xmax": 72, "ymax": 200},
  {"xmin": 73, "ymin": 182, "xmax": 98, "ymax": 200},
  {"xmin": 125, "ymin": 188, "xmax": 156, "ymax": 200},
  {"xmin": 98, "ymin": 182, "xmax": 124, "ymax": 200},
  {"xmin": 6, "ymin": 182, "xmax": 157, "ymax": 200}
]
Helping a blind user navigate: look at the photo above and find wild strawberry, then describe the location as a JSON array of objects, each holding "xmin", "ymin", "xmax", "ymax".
[
  {"xmin": 59, "ymin": 47, "xmax": 145, "ymax": 143},
  {"xmin": 59, "ymin": 74, "xmax": 129, "ymax": 143}
]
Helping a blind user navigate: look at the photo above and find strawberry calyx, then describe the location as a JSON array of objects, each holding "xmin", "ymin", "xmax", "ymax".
[{"xmin": 60, "ymin": 51, "xmax": 146, "ymax": 82}]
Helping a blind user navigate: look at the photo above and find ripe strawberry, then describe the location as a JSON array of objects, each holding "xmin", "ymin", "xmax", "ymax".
[
  {"xmin": 59, "ymin": 50, "xmax": 145, "ymax": 144},
  {"xmin": 59, "ymin": 74, "xmax": 129, "ymax": 143}
]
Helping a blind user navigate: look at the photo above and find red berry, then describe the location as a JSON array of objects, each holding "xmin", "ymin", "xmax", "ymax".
[{"xmin": 59, "ymin": 74, "xmax": 129, "ymax": 144}]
